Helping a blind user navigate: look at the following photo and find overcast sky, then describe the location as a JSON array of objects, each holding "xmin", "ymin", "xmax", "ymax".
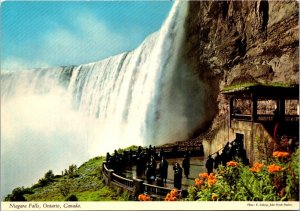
[{"xmin": 1, "ymin": 1, "xmax": 172, "ymax": 70}]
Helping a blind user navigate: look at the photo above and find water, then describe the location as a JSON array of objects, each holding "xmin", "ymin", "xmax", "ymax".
[{"xmin": 1, "ymin": 1, "xmax": 212, "ymax": 198}]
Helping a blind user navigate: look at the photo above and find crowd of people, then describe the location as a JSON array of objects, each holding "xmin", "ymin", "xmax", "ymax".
[
  {"xmin": 105, "ymin": 145, "xmax": 199, "ymax": 190},
  {"xmin": 105, "ymin": 139, "xmax": 249, "ymax": 190},
  {"xmin": 205, "ymin": 137, "xmax": 249, "ymax": 173}
]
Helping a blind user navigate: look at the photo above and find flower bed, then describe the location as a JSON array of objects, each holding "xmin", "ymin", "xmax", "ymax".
[{"xmin": 183, "ymin": 149, "xmax": 299, "ymax": 201}]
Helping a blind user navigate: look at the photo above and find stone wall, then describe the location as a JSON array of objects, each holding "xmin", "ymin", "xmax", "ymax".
[{"xmin": 202, "ymin": 118, "xmax": 275, "ymax": 164}]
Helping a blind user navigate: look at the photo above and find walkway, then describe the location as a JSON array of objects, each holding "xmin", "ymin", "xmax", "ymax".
[{"xmin": 123, "ymin": 157, "xmax": 206, "ymax": 190}]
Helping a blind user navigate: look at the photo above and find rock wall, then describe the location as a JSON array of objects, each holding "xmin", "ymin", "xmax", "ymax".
[{"xmin": 183, "ymin": 0, "xmax": 299, "ymax": 131}]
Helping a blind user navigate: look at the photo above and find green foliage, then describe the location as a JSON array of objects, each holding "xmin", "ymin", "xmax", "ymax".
[
  {"xmin": 59, "ymin": 180, "xmax": 71, "ymax": 197},
  {"xmin": 44, "ymin": 170, "xmax": 55, "ymax": 181},
  {"xmin": 284, "ymin": 149, "xmax": 299, "ymax": 200},
  {"xmin": 64, "ymin": 164, "xmax": 79, "ymax": 178},
  {"xmin": 5, "ymin": 187, "xmax": 33, "ymax": 201},
  {"xmin": 124, "ymin": 145, "xmax": 139, "ymax": 151},
  {"xmin": 187, "ymin": 149, "xmax": 299, "ymax": 201},
  {"xmin": 7, "ymin": 155, "xmax": 129, "ymax": 201},
  {"xmin": 222, "ymin": 82, "xmax": 293, "ymax": 92},
  {"xmin": 222, "ymin": 83, "xmax": 259, "ymax": 92}
]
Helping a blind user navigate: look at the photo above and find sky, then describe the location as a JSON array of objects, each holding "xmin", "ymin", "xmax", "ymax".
[{"xmin": 1, "ymin": 0, "xmax": 173, "ymax": 70}]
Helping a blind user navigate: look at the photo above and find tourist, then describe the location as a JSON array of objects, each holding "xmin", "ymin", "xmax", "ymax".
[
  {"xmin": 182, "ymin": 154, "xmax": 190, "ymax": 178},
  {"xmin": 145, "ymin": 157, "xmax": 156, "ymax": 184},
  {"xmin": 205, "ymin": 155, "xmax": 214, "ymax": 174},
  {"xmin": 158, "ymin": 156, "xmax": 168, "ymax": 183},
  {"xmin": 145, "ymin": 162, "xmax": 153, "ymax": 183},
  {"xmin": 173, "ymin": 162, "xmax": 183, "ymax": 190},
  {"xmin": 158, "ymin": 148, "xmax": 165, "ymax": 159},
  {"xmin": 105, "ymin": 152, "xmax": 111, "ymax": 162},
  {"xmin": 136, "ymin": 154, "xmax": 143, "ymax": 177},
  {"xmin": 184, "ymin": 148, "xmax": 190, "ymax": 159},
  {"xmin": 156, "ymin": 176, "xmax": 164, "ymax": 187}
]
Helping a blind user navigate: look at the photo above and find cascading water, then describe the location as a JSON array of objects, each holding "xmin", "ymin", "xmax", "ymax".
[{"xmin": 1, "ymin": 1, "xmax": 213, "ymax": 197}]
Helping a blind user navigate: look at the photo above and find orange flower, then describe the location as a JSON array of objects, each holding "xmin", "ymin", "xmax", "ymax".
[
  {"xmin": 208, "ymin": 173, "xmax": 216, "ymax": 180},
  {"xmin": 208, "ymin": 178, "xmax": 217, "ymax": 186},
  {"xmin": 249, "ymin": 162, "xmax": 264, "ymax": 173},
  {"xmin": 195, "ymin": 179, "xmax": 204, "ymax": 186},
  {"xmin": 164, "ymin": 193, "xmax": 171, "ymax": 201},
  {"xmin": 199, "ymin": 173, "xmax": 208, "ymax": 179},
  {"xmin": 226, "ymin": 161, "xmax": 238, "ymax": 167},
  {"xmin": 170, "ymin": 189, "xmax": 178, "ymax": 197},
  {"xmin": 267, "ymin": 164, "xmax": 283, "ymax": 173},
  {"xmin": 139, "ymin": 194, "xmax": 151, "ymax": 201},
  {"xmin": 165, "ymin": 189, "xmax": 178, "ymax": 201},
  {"xmin": 273, "ymin": 151, "xmax": 289, "ymax": 158},
  {"xmin": 211, "ymin": 193, "xmax": 218, "ymax": 201}
]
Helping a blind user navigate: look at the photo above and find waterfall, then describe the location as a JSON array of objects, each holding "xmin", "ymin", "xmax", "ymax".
[{"xmin": 1, "ymin": 1, "xmax": 212, "ymax": 197}]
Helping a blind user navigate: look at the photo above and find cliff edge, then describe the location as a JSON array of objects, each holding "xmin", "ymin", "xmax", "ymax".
[{"xmin": 183, "ymin": 0, "xmax": 299, "ymax": 131}]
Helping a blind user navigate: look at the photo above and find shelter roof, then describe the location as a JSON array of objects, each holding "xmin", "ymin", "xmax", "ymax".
[{"xmin": 221, "ymin": 84, "xmax": 299, "ymax": 98}]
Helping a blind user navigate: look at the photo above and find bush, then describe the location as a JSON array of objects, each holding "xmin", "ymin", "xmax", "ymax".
[
  {"xmin": 66, "ymin": 194, "xmax": 78, "ymax": 201},
  {"xmin": 5, "ymin": 187, "xmax": 33, "ymax": 201},
  {"xmin": 59, "ymin": 180, "xmax": 71, "ymax": 197},
  {"xmin": 187, "ymin": 148, "xmax": 299, "ymax": 201}
]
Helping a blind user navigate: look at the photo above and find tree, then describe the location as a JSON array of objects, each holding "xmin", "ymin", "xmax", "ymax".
[{"xmin": 44, "ymin": 170, "xmax": 55, "ymax": 181}]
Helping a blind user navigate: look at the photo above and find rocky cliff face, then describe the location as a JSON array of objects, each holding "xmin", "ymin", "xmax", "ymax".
[{"xmin": 183, "ymin": 0, "xmax": 299, "ymax": 131}]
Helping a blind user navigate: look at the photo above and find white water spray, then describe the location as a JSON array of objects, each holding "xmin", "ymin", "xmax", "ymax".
[{"xmin": 1, "ymin": 1, "xmax": 212, "ymax": 197}]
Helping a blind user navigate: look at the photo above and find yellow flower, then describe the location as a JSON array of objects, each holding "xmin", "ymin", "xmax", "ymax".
[{"xmin": 211, "ymin": 193, "xmax": 218, "ymax": 201}]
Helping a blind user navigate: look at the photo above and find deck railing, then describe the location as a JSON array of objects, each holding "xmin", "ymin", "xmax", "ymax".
[
  {"xmin": 143, "ymin": 183, "xmax": 180, "ymax": 197},
  {"xmin": 111, "ymin": 173, "xmax": 134, "ymax": 189}
]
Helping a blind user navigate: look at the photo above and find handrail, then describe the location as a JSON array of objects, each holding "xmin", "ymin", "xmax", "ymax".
[
  {"xmin": 112, "ymin": 173, "xmax": 134, "ymax": 183},
  {"xmin": 143, "ymin": 183, "xmax": 180, "ymax": 196},
  {"xmin": 209, "ymin": 138, "xmax": 237, "ymax": 157},
  {"xmin": 102, "ymin": 146, "xmax": 204, "ymax": 198},
  {"xmin": 111, "ymin": 173, "xmax": 134, "ymax": 188},
  {"xmin": 103, "ymin": 162, "xmax": 109, "ymax": 172}
]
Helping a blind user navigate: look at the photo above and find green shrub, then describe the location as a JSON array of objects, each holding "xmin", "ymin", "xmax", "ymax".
[
  {"xmin": 59, "ymin": 180, "xmax": 71, "ymax": 197},
  {"xmin": 5, "ymin": 187, "xmax": 33, "ymax": 201},
  {"xmin": 66, "ymin": 194, "xmax": 78, "ymax": 201},
  {"xmin": 187, "ymin": 148, "xmax": 299, "ymax": 201}
]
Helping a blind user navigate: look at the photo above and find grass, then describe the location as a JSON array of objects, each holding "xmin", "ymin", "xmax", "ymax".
[
  {"xmin": 17, "ymin": 156, "xmax": 130, "ymax": 201},
  {"xmin": 222, "ymin": 82, "xmax": 295, "ymax": 92}
]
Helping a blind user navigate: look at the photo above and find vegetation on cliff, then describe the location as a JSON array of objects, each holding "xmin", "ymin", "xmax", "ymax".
[{"xmin": 5, "ymin": 156, "xmax": 130, "ymax": 201}]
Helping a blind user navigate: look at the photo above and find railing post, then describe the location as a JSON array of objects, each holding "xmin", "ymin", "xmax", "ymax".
[
  {"xmin": 108, "ymin": 169, "xmax": 114, "ymax": 186},
  {"xmin": 133, "ymin": 178, "xmax": 144, "ymax": 198}
]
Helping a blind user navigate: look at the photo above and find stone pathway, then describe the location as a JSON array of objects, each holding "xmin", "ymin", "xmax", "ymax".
[{"xmin": 124, "ymin": 156, "xmax": 206, "ymax": 190}]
